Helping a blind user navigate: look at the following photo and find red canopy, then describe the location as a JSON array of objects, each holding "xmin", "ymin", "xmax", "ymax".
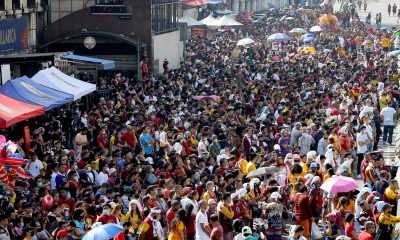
[
  {"xmin": 0, "ymin": 94, "xmax": 44, "ymax": 128},
  {"xmin": 181, "ymin": 0, "xmax": 207, "ymax": 7}
]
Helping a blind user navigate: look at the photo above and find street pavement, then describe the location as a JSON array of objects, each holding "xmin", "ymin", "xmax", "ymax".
[{"xmin": 333, "ymin": 0, "xmax": 400, "ymax": 27}]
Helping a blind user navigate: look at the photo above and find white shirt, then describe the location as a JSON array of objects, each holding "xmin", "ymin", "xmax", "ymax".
[
  {"xmin": 195, "ymin": 211, "xmax": 209, "ymax": 240},
  {"xmin": 356, "ymin": 132, "xmax": 368, "ymax": 154},
  {"xmin": 28, "ymin": 160, "xmax": 44, "ymax": 177},
  {"xmin": 96, "ymin": 172, "xmax": 109, "ymax": 186},
  {"xmin": 50, "ymin": 172, "xmax": 59, "ymax": 190},
  {"xmin": 381, "ymin": 107, "xmax": 396, "ymax": 126}
]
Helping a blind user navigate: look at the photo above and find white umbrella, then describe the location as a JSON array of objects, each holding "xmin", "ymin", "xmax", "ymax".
[
  {"xmin": 310, "ymin": 25, "xmax": 323, "ymax": 32},
  {"xmin": 286, "ymin": 17, "xmax": 295, "ymax": 20},
  {"xmin": 323, "ymin": 49, "xmax": 332, "ymax": 53},
  {"xmin": 236, "ymin": 38, "xmax": 255, "ymax": 46},
  {"xmin": 246, "ymin": 167, "xmax": 279, "ymax": 178}
]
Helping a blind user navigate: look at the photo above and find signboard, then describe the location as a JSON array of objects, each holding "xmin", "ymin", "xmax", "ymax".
[
  {"xmin": 0, "ymin": 64, "xmax": 11, "ymax": 86},
  {"xmin": 0, "ymin": 18, "xmax": 29, "ymax": 53}
]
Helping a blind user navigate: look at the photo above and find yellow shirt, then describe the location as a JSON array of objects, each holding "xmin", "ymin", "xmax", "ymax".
[
  {"xmin": 379, "ymin": 96, "xmax": 388, "ymax": 110},
  {"xmin": 323, "ymin": 173, "xmax": 330, "ymax": 182},
  {"xmin": 300, "ymin": 163, "xmax": 308, "ymax": 175},
  {"xmin": 384, "ymin": 188, "xmax": 398, "ymax": 201},
  {"xmin": 246, "ymin": 162, "xmax": 256, "ymax": 173},
  {"xmin": 382, "ymin": 38, "xmax": 390, "ymax": 48},
  {"xmin": 168, "ymin": 221, "xmax": 185, "ymax": 240},
  {"xmin": 125, "ymin": 211, "xmax": 141, "ymax": 230},
  {"xmin": 237, "ymin": 158, "xmax": 249, "ymax": 176},
  {"xmin": 379, "ymin": 212, "xmax": 400, "ymax": 225},
  {"xmin": 348, "ymin": 199, "xmax": 355, "ymax": 213}
]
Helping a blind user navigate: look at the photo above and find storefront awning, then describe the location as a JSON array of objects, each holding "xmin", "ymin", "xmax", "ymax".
[
  {"xmin": 181, "ymin": 0, "xmax": 207, "ymax": 7},
  {"xmin": 62, "ymin": 54, "xmax": 116, "ymax": 70}
]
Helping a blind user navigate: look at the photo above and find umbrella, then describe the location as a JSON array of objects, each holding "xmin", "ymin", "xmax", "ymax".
[
  {"xmin": 236, "ymin": 38, "xmax": 255, "ymax": 46},
  {"xmin": 286, "ymin": 17, "xmax": 295, "ymax": 20},
  {"xmin": 320, "ymin": 175, "xmax": 358, "ymax": 193},
  {"xmin": 289, "ymin": 28, "xmax": 307, "ymax": 34},
  {"xmin": 299, "ymin": 47, "xmax": 316, "ymax": 54},
  {"xmin": 394, "ymin": 31, "xmax": 400, "ymax": 37},
  {"xmin": 246, "ymin": 167, "xmax": 279, "ymax": 178},
  {"xmin": 389, "ymin": 50, "xmax": 400, "ymax": 57},
  {"xmin": 310, "ymin": 25, "xmax": 322, "ymax": 32},
  {"xmin": 267, "ymin": 33, "xmax": 291, "ymax": 41},
  {"xmin": 280, "ymin": 15, "xmax": 287, "ymax": 21},
  {"xmin": 303, "ymin": 37, "xmax": 315, "ymax": 42},
  {"xmin": 82, "ymin": 223, "xmax": 123, "ymax": 240},
  {"xmin": 192, "ymin": 95, "xmax": 220, "ymax": 102},
  {"xmin": 301, "ymin": 33, "xmax": 315, "ymax": 40},
  {"xmin": 323, "ymin": 49, "xmax": 332, "ymax": 53}
]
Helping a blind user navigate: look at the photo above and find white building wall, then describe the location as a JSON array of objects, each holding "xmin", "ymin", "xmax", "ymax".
[{"xmin": 153, "ymin": 30, "xmax": 181, "ymax": 74}]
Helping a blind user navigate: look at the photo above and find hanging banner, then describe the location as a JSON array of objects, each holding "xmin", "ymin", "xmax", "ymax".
[
  {"xmin": 24, "ymin": 126, "xmax": 30, "ymax": 152},
  {"xmin": 0, "ymin": 18, "xmax": 29, "ymax": 53}
]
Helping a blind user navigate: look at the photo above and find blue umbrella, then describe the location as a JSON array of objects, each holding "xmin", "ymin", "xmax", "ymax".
[
  {"xmin": 267, "ymin": 33, "xmax": 291, "ymax": 41},
  {"xmin": 301, "ymin": 33, "xmax": 316, "ymax": 40},
  {"xmin": 389, "ymin": 50, "xmax": 400, "ymax": 57},
  {"xmin": 82, "ymin": 223, "xmax": 123, "ymax": 240},
  {"xmin": 303, "ymin": 37, "xmax": 316, "ymax": 42}
]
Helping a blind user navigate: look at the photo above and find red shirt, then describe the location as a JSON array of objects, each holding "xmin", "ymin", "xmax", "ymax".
[
  {"xmin": 97, "ymin": 134, "xmax": 109, "ymax": 149},
  {"xmin": 122, "ymin": 132, "xmax": 135, "ymax": 148},
  {"xmin": 97, "ymin": 214, "xmax": 118, "ymax": 224},
  {"xmin": 58, "ymin": 198, "xmax": 76, "ymax": 211},
  {"xmin": 345, "ymin": 223, "xmax": 356, "ymax": 240},
  {"xmin": 209, "ymin": 225, "xmax": 224, "ymax": 240},
  {"xmin": 359, "ymin": 231, "xmax": 374, "ymax": 240},
  {"xmin": 166, "ymin": 209, "xmax": 177, "ymax": 232},
  {"xmin": 181, "ymin": 140, "xmax": 191, "ymax": 156}
]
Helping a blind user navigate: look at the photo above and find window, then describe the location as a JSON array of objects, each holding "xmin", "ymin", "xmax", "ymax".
[
  {"xmin": 0, "ymin": 0, "xmax": 4, "ymax": 10},
  {"xmin": 151, "ymin": 0, "xmax": 179, "ymax": 35},
  {"xmin": 12, "ymin": 0, "xmax": 20, "ymax": 9},
  {"xmin": 27, "ymin": 0, "xmax": 35, "ymax": 8}
]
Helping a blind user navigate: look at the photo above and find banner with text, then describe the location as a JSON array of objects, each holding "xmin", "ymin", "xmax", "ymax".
[{"xmin": 0, "ymin": 18, "xmax": 29, "ymax": 53}]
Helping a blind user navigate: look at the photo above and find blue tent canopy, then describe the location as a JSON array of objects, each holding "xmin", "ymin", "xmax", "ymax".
[
  {"xmin": 62, "ymin": 54, "xmax": 116, "ymax": 70},
  {"xmin": 0, "ymin": 76, "xmax": 74, "ymax": 110}
]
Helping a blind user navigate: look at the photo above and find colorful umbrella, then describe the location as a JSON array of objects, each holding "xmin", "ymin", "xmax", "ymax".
[
  {"xmin": 267, "ymin": 33, "xmax": 291, "ymax": 41},
  {"xmin": 82, "ymin": 224, "xmax": 123, "ymax": 240},
  {"xmin": 301, "ymin": 33, "xmax": 316, "ymax": 40},
  {"xmin": 289, "ymin": 28, "xmax": 307, "ymax": 34},
  {"xmin": 320, "ymin": 175, "xmax": 358, "ymax": 193},
  {"xmin": 303, "ymin": 37, "xmax": 316, "ymax": 42}
]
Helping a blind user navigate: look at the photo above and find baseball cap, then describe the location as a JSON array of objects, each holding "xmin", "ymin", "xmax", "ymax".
[
  {"xmin": 242, "ymin": 226, "xmax": 252, "ymax": 236},
  {"xmin": 208, "ymin": 199, "xmax": 217, "ymax": 205},
  {"xmin": 382, "ymin": 203, "xmax": 394, "ymax": 211},
  {"xmin": 108, "ymin": 168, "xmax": 117, "ymax": 175},
  {"xmin": 310, "ymin": 162, "xmax": 318, "ymax": 168}
]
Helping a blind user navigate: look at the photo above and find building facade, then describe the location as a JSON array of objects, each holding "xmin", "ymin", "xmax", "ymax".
[{"xmin": 41, "ymin": 0, "xmax": 181, "ymax": 76}]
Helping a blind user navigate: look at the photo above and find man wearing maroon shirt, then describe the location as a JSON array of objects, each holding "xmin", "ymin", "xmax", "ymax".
[
  {"xmin": 58, "ymin": 188, "xmax": 76, "ymax": 212},
  {"xmin": 166, "ymin": 200, "xmax": 180, "ymax": 233},
  {"xmin": 122, "ymin": 125, "xmax": 136, "ymax": 148},
  {"xmin": 96, "ymin": 203, "xmax": 118, "ymax": 224},
  {"xmin": 97, "ymin": 127, "xmax": 109, "ymax": 150}
]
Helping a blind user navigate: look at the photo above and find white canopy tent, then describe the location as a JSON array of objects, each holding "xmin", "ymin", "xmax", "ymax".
[
  {"xmin": 207, "ymin": 16, "xmax": 243, "ymax": 28},
  {"xmin": 31, "ymin": 67, "xmax": 96, "ymax": 100},
  {"xmin": 179, "ymin": 16, "xmax": 205, "ymax": 27},
  {"xmin": 201, "ymin": 15, "xmax": 218, "ymax": 26}
]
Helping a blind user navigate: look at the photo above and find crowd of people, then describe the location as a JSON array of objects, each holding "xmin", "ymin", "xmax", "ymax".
[{"xmin": 2, "ymin": 1, "xmax": 400, "ymax": 240}]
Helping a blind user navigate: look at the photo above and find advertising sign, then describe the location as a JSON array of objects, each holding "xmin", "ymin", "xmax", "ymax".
[{"xmin": 0, "ymin": 18, "xmax": 29, "ymax": 53}]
